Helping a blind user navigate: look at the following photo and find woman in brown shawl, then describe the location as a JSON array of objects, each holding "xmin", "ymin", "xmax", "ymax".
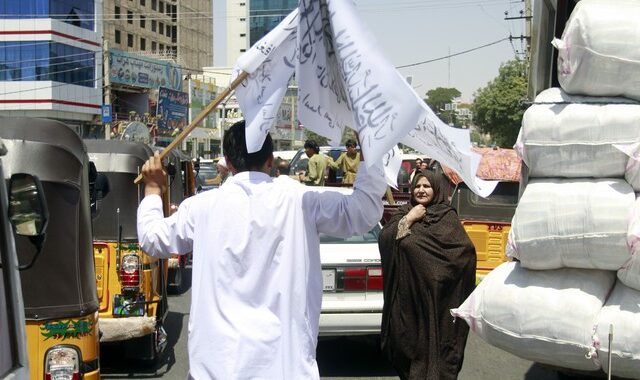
[{"xmin": 378, "ymin": 170, "xmax": 476, "ymax": 380}]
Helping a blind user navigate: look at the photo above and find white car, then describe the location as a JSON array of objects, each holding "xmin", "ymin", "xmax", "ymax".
[{"xmin": 319, "ymin": 224, "xmax": 383, "ymax": 336}]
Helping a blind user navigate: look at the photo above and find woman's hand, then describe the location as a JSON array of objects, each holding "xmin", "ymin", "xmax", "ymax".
[{"xmin": 405, "ymin": 204, "xmax": 426, "ymax": 224}]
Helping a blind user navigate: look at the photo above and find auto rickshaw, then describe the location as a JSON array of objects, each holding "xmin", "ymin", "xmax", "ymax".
[
  {"xmin": 85, "ymin": 139, "xmax": 168, "ymax": 361},
  {"xmin": 0, "ymin": 137, "xmax": 49, "ymax": 380},
  {"xmin": 0, "ymin": 117, "xmax": 101, "ymax": 380}
]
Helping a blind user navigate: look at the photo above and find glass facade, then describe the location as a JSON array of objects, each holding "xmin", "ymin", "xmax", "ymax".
[
  {"xmin": 249, "ymin": 0, "xmax": 297, "ymax": 46},
  {"xmin": 0, "ymin": 41, "xmax": 95, "ymax": 87},
  {"xmin": 0, "ymin": 0, "xmax": 95, "ymax": 30}
]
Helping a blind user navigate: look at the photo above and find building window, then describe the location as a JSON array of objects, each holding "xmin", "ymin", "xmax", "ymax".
[
  {"xmin": 151, "ymin": 20, "xmax": 157, "ymax": 32},
  {"xmin": 0, "ymin": 41, "xmax": 95, "ymax": 87},
  {"xmin": 140, "ymin": 15, "xmax": 146, "ymax": 28},
  {"xmin": 240, "ymin": 49, "xmax": 246, "ymax": 52},
  {"xmin": 115, "ymin": 6, "xmax": 120, "ymax": 19},
  {"xmin": 159, "ymin": 22, "xmax": 164, "ymax": 35},
  {"xmin": 140, "ymin": 0, "xmax": 146, "ymax": 5},
  {"xmin": 240, "ymin": 18, "xmax": 246, "ymax": 21},
  {"xmin": 172, "ymin": 26, "xmax": 177, "ymax": 43},
  {"xmin": 159, "ymin": 43, "xmax": 164, "ymax": 51},
  {"xmin": 140, "ymin": 38, "xmax": 146, "ymax": 51},
  {"xmin": 171, "ymin": 5, "xmax": 177, "ymax": 21},
  {"xmin": 115, "ymin": 30, "xmax": 121, "ymax": 44},
  {"xmin": 239, "ymin": 2, "xmax": 245, "ymax": 5},
  {"xmin": 127, "ymin": 11, "xmax": 133, "ymax": 24},
  {"xmin": 240, "ymin": 33, "xmax": 246, "ymax": 37},
  {"xmin": 159, "ymin": 1, "xmax": 164, "ymax": 13},
  {"xmin": 166, "ymin": 26, "xmax": 171, "ymax": 37},
  {"xmin": 127, "ymin": 33, "xmax": 134, "ymax": 47},
  {"xmin": 151, "ymin": 0, "xmax": 157, "ymax": 10},
  {"xmin": 152, "ymin": 41, "xmax": 157, "ymax": 51}
]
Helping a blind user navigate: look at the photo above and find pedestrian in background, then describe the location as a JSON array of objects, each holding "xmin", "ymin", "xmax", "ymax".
[
  {"xmin": 299, "ymin": 140, "xmax": 327, "ymax": 186},
  {"xmin": 328, "ymin": 139, "xmax": 360, "ymax": 185},
  {"xmin": 137, "ymin": 121, "xmax": 387, "ymax": 379},
  {"xmin": 378, "ymin": 170, "xmax": 476, "ymax": 380},
  {"xmin": 409, "ymin": 157, "xmax": 423, "ymax": 184}
]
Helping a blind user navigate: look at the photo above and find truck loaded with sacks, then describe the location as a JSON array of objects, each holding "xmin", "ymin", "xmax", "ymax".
[{"xmin": 451, "ymin": 1, "xmax": 640, "ymax": 378}]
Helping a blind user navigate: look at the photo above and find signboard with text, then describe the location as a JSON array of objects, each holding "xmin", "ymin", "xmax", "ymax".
[
  {"xmin": 109, "ymin": 49, "xmax": 182, "ymax": 91},
  {"xmin": 156, "ymin": 87, "xmax": 189, "ymax": 133}
]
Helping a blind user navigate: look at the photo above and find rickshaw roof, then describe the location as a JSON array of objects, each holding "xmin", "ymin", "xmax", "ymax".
[
  {"xmin": 0, "ymin": 116, "xmax": 85, "ymax": 162},
  {"xmin": 0, "ymin": 117, "xmax": 87, "ymax": 186},
  {"xmin": 85, "ymin": 139, "xmax": 154, "ymax": 174}
]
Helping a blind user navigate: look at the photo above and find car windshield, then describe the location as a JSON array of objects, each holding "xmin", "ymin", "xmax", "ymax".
[{"xmin": 319, "ymin": 224, "xmax": 381, "ymax": 244}]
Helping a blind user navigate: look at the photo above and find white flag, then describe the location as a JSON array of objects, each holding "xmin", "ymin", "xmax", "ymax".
[
  {"xmin": 232, "ymin": 9, "xmax": 298, "ymax": 153},
  {"xmin": 233, "ymin": 0, "xmax": 496, "ymax": 196},
  {"xmin": 296, "ymin": 0, "xmax": 495, "ymax": 196}
]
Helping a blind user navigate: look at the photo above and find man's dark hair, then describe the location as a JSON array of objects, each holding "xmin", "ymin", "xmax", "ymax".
[
  {"xmin": 345, "ymin": 139, "xmax": 357, "ymax": 148},
  {"xmin": 304, "ymin": 140, "xmax": 320, "ymax": 154},
  {"xmin": 223, "ymin": 120, "xmax": 273, "ymax": 172}
]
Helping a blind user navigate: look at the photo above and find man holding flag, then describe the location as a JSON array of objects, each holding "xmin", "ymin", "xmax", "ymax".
[{"xmin": 137, "ymin": 121, "xmax": 387, "ymax": 379}]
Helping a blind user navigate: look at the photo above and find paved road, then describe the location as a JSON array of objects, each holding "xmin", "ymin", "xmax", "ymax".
[{"xmin": 100, "ymin": 267, "xmax": 569, "ymax": 379}]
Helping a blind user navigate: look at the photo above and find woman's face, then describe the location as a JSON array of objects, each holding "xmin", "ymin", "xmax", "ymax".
[{"xmin": 413, "ymin": 176, "xmax": 434, "ymax": 206}]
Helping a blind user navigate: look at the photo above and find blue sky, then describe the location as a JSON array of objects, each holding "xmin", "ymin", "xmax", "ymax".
[{"xmin": 356, "ymin": 0, "xmax": 526, "ymax": 103}]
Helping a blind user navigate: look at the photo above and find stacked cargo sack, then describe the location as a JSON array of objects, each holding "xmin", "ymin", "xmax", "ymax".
[{"xmin": 453, "ymin": 1, "xmax": 640, "ymax": 378}]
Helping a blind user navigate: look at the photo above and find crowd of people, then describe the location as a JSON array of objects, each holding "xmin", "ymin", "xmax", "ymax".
[{"xmin": 138, "ymin": 122, "xmax": 477, "ymax": 379}]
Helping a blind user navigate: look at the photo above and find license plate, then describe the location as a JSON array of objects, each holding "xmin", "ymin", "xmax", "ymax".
[
  {"xmin": 113, "ymin": 294, "xmax": 145, "ymax": 316},
  {"xmin": 322, "ymin": 269, "xmax": 336, "ymax": 291}
]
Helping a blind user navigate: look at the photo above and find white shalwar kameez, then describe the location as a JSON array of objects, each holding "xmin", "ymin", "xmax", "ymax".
[{"xmin": 137, "ymin": 165, "xmax": 386, "ymax": 379}]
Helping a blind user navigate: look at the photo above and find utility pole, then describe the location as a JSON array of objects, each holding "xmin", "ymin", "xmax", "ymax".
[
  {"xmin": 103, "ymin": 39, "xmax": 112, "ymax": 140},
  {"xmin": 290, "ymin": 91, "xmax": 295, "ymax": 149}
]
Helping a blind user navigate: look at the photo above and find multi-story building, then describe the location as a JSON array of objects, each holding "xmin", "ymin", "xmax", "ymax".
[
  {"xmin": 0, "ymin": 0, "xmax": 103, "ymax": 136},
  {"xmin": 249, "ymin": 0, "xmax": 297, "ymax": 46},
  {"xmin": 212, "ymin": 0, "xmax": 248, "ymax": 67},
  {"xmin": 103, "ymin": 0, "xmax": 212, "ymax": 70}
]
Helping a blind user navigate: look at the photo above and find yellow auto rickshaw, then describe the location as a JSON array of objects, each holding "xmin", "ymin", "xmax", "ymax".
[
  {"xmin": 85, "ymin": 139, "xmax": 168, "ymax": 361},
  {"xmin": 0, "ymin": 137, "xmax": 49, "ymax": 379},
  {"xmin": 0, "ymin": 117, "xmax": 101, "ymax": 380}
]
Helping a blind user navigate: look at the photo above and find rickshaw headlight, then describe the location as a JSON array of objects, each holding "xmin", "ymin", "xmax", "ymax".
[{"xmin": 44, "ymin": 346, "xmax": 80, "ymax": 380}]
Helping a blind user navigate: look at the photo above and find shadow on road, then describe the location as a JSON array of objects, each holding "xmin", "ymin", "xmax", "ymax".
[
  {"xmin": 317, "ymin": 335, "xmax": 398, "ymax": 378},
  {"xmin": 100, "ymin": 308, "xmax": 188, "ymax": 378}
]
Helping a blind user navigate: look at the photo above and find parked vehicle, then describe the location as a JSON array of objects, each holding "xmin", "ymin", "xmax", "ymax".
[
  {"xmin": 0, "ymin": 137, "xmax": 49, "ymax": 380},
  {"xmin": 85, "ymin": 139, "xmax": 168, "ymax": 361},
  {"xmin": 288, "ymin": 146, "xmax": 348, "ymax": 185},
  {"xmin": 0, "ymin": 117, "xmax": 102, "ymax": 380},
  {"xmin": 319, "ymin": 223, "xmax": 383, "ymax": 336}
]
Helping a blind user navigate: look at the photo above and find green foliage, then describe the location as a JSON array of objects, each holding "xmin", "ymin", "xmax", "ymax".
[
  {"xmin": 472, "ymin": 59, "xmax": 528, "ymax": 147},
  {"xmin": 304, "ymin": 129, "xmax": 329, "ymax": 146},
  {"xmin": 424, "ymin": 87, "xmax": 461, "ymax": 126}
]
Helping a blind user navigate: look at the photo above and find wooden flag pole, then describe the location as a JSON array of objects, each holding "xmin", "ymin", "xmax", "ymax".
[{"xmin": 133, "ymin": 70, "xmax": 250, "ymax": 184}]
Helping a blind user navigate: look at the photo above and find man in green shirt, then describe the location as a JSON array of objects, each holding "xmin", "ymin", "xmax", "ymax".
[
  {"xmin": 299, "ymin": 140, "xmax": 327, "ymax": 186},
  {"xmin": 328, "ymin": 139, "xmax": 360, "ymax": 185}
]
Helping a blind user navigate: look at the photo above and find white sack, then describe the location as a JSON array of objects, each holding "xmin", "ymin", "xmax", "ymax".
[
  {"xmin": 553, "ymin": 0, "xmax": 640, "ymax": 100},
  {"xmin": 451, "ymin": 262, "xmax": 616, "ymax": 372},
  {"xmin": 596, "ymin": 282, "xmax": 640, "ymax": 379},
  {"xmin": 619, "ymin": 196, "xmax": 640, "ymax": 291},
  {"xmin": 517, "ymin": 88, "xmax": 640, "ymax": 178},
  {"xmin": 507, "ymin": 178, "xmax": 633, "ymax": 270}
]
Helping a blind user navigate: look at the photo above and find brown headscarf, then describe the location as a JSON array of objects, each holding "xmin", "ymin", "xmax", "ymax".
[{"xmin": 378, "ymin": 170, "xmax": 477, "ymax": 380}]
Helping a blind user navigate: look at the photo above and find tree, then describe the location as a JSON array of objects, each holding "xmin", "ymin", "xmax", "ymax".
[
  {"xmin": 472, "ymin": 59, "xmax": 528, "ymax": 147},
  {"xmin": 424, "ymin": 87, "xmax": 461, "ymax": 126},
  {"xmin": 304, "ymin": 129, "xmax": 329, "ymax": 146}
]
